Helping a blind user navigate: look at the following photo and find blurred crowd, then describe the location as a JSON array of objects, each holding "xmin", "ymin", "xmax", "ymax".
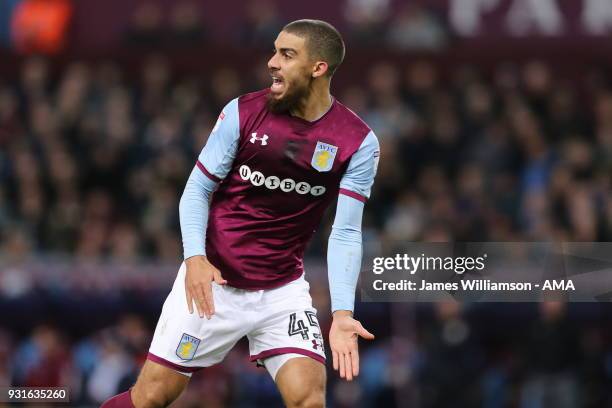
[
  {"xmin": 0, "ymin": 53, "xmax": 610, "ymax": 261},
  {"xmin": 120, "ymin": 0, "xmax": 447, "ymax": 51},
  {"xmin": 0, "ymin": 51, "xmax": 611, "ymax": 407},
  {"xmin": 365, "ymin": 59, "xmax": 611, "ymax": 245}
]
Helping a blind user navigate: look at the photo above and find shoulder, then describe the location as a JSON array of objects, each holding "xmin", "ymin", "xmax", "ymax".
[
  {"xmin": 235, "ymin": 89, "xmax": 270, "ymax": 125},
  {"xmin": 238, "ymin": 89, "xmax": 270, "ymax": 107},
  {"xmin": 329, "ymin": 98, "xmax": 375, "ymax": 154},
  {"xmin": 333, "ymin": 99, "xmax": 371, "ymax": 134},
  {"xmin": 359, "ymin": 130, "xmax": 379, "ymax": 152}
]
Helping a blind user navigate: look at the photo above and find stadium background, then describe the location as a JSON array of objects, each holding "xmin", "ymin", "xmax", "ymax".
[{"xmin": 0, "ymin": 0, "xmax": 611, "ymax": 407}]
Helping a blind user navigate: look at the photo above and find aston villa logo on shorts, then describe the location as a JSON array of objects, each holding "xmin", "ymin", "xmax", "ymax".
[
  {"xmin": 311, "ymin": 141, "xmax": 338, "ymax": 172},
  {"xmin": 176, "ymin": 333, "xmax": 200, "ymax": 361}
]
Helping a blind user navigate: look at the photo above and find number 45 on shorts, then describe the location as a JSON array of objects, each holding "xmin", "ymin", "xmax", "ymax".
[{"xmin": 288, "ymin": 311, "xmax": 324, "ymax": 350}]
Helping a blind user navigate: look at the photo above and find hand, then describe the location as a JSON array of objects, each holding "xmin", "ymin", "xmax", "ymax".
[
  {"xmin": 184, "ymin": 255, "xmax": 227, "ymax": 319},
  {"xmin": 329, "ymin": 310, "xmax": 375, "ymax": 381}
]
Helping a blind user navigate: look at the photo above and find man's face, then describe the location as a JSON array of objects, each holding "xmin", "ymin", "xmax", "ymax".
[{"xmin": 266, "ymin": 31, "xmax": 314, "ymax": 113}]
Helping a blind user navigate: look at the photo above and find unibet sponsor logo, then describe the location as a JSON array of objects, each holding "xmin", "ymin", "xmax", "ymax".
[{"xmin": 239, "ymin": 165, "xmax": 326, "ymax": 196}]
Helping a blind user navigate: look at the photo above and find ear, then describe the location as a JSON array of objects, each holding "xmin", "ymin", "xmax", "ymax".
[{"xmin": 312, "ymin": 61, "xmax": 329, "ymax": 79}]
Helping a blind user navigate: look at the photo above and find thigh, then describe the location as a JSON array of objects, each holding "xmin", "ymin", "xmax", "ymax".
[
  {"xmin": 149, "ymin": 263, "xmax": 248, "ymax": 373},
  {"xmin": 275, "ymin": 357, "xmax": 326, "ymax": 408},
  {"xmin": 131, "ymin": 358, "xmax": 190, "ymax": 408}
]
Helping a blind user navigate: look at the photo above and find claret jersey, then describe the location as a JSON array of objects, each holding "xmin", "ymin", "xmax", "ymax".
[{"xmin": 196, "ymin": 89, "xmax": 379, "ymax": 290}]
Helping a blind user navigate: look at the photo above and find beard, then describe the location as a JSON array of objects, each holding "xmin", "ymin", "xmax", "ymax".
[{"xmin": 266, "ymin": 76, "xmax": 313, "ymax": 114}]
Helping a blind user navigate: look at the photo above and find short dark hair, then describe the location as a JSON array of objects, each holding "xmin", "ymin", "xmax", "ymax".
[{"xmin": 282, "ymin": 19, "xmax": 345, "ymax": 78}]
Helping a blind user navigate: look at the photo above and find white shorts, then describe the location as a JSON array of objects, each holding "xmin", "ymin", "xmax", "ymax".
[{"xmin": 148, "ymin": 263, "xmax": 325, "ymax": 379}]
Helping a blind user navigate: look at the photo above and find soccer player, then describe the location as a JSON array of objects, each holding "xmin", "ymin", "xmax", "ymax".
[{"xmin": 102, "ymin": 19, "xmax": 380, "ymax": 408}]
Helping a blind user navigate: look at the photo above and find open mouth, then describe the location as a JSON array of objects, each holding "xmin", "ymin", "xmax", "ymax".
[{"xmin": 271, "ymin": 75, "xmax": 284, "ymax": 93}]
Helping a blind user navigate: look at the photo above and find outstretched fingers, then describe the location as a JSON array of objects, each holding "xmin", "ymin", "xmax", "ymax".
[
  {"xmin": 350, "ymin": 348, "xmax": 360, "ymax": 377},
  {"xmin": 344, "ymin": 353, "xmax": 354, "ymax": 381},
  {"xmin": 355, "ymin": 322, "xmax": 375, "ymax": 340}
]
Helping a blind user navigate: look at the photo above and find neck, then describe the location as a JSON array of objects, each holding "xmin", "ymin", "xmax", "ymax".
[{"xmin": 291, "ymin": 82, "xmax": 332, "ymax": 122}]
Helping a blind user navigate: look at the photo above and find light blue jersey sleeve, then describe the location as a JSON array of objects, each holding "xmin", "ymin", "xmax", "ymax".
[
  {"xmin": 328, "ymin": 131, "xmax": 380, "ymax": 312},
  {"xmin": 180, "ymin": 98, "xmax": 240, "ymax": 259},
  {"xmin": 339, "ymin": 131, "xmax": 380, "ymax": 201},
  {"xmin": 197, "ymin": 98, "xmax": 240, "ymax": 180}
]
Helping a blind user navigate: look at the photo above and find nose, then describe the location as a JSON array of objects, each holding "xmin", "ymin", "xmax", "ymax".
[{"xmin": 268, "ymin": 53, "xmax": 279, "ymax": 71}]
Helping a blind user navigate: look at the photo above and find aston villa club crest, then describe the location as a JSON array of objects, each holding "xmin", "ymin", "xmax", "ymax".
[
  {"xmin": 176, "ymin": 333, "xmax": 201, "ymax": 361},
  {"xmin": 311, "ymin": 141, "xmax": 338, "ymax": 172}
]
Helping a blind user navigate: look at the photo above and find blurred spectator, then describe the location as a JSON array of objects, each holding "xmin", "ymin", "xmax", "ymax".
[
  {"xmin": 237, "ymin": 0, "xmax": 283, "ymax": 48},
  {"xmin": 124, "ymin": 2, "xmax": 207, "ymax": 48},
  {"xmin": 386, "ymin": 4, "xmax": 448, "ymax": 51},
  {"xmin": 343, "ymin": 0, "xmax": 390, "ymax": 46},
  {"xmin": 420, "ymin": 302, "xmax": 482, "ymax": 407},
  {"xmin": 19, "ymin": 54, "xmax": 49, "ymax": 101},
  {"xmin": 168, "ymin": 2, "xmax": 206, "ymax": 46},
  {"xmin": 519, "ymin": 301, "xmax": 580, "ymax": 408},
  {"xmin": 86, "ymin": 334, "xmax": 135, "ymax": 404},
  {"xmin": 11, "ymin": 325, "xmax": 72, "ymax": 387},
  {"xmin": 124, "ymin": 2, "xmax": 165, "ymax": 47}
]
